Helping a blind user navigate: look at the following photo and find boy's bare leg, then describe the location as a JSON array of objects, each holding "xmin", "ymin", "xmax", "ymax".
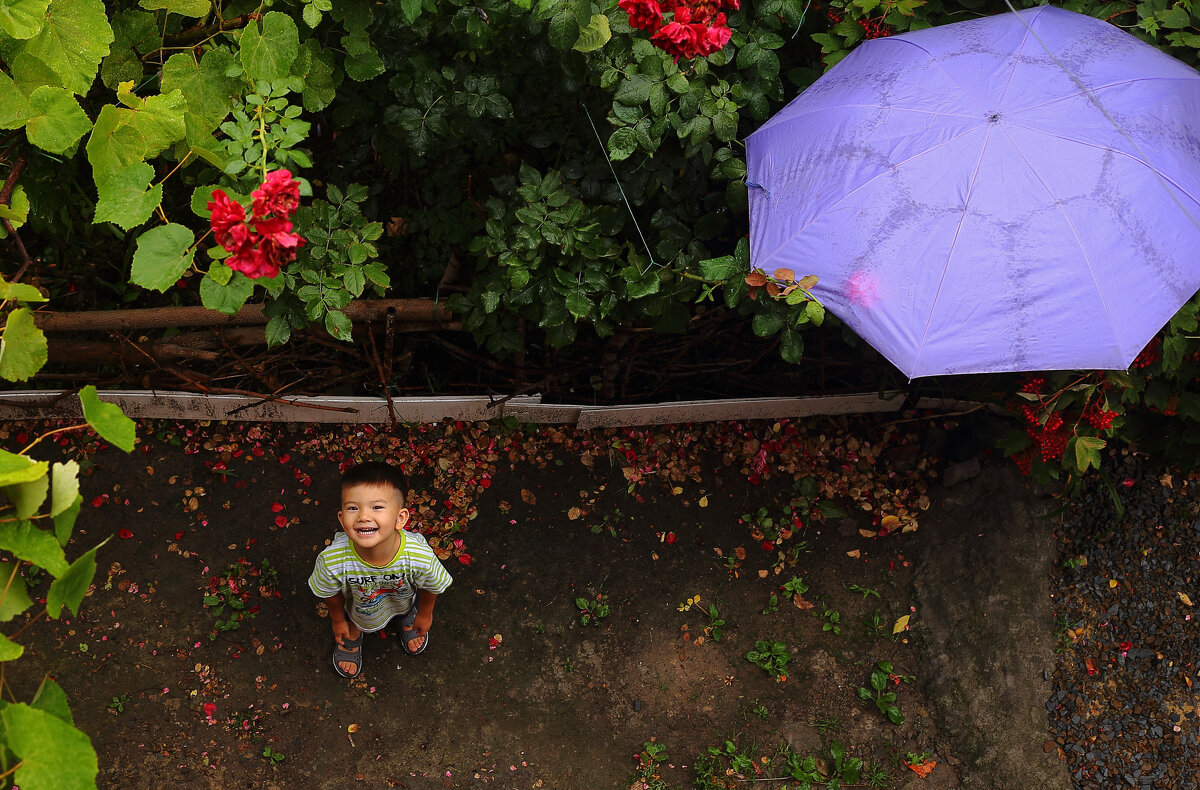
[{"xmin": 334, "ymin": 621, "xmax": 362, "ymax": 676}]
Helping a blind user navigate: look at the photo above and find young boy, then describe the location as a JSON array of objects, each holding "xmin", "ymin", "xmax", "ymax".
[{"xmin": 308, "ymin": 461, "xmax": 453, "ymax": 678}]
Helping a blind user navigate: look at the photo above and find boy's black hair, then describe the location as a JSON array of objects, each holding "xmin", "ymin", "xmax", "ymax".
[{"xmin": 340, "ymin": 461, "xmax": 408, "ymax": 504}]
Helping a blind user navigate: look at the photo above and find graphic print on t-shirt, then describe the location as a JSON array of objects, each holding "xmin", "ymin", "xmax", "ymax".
[{"xmin": 349, "ymin": 572, "xmax": 413, "ymax": 620}]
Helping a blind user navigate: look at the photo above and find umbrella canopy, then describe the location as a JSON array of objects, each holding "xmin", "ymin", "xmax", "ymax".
[{"xmin": 746, "ymin": 7, "xmax": 1200, "ymax": 378}]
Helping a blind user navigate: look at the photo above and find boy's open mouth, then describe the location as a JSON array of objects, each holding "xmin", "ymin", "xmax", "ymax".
[{"xmin": 355, "ymin": 527, "xmax": 378, "ymax": 536}]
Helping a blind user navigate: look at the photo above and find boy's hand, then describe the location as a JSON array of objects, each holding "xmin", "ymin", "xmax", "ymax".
[
  {"xmin": 412, "ymin": 610, "xmax": 432, "ymax": 640},
  {"xmin": 331, "ymin": 618, "xmax": 354, "ymax": 645}
]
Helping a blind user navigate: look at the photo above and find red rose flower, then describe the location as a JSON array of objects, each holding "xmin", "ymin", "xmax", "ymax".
[{"xmin": 251, "ymin": 169, "xmax": 301, "ymax": 219}]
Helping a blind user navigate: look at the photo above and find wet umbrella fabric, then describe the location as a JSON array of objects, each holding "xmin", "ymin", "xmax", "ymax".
[{"xmin": 746, "ymin": 7, "xmax": 1200, "ymax": 378}]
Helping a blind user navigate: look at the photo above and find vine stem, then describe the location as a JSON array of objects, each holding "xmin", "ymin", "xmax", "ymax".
[
  {"xmin": 0, "ymin": 761, "xmax": 22, "ymax": 781},
  {"xmin": 20, "ymin": 423, "xmax": 87, "ymax": 455}
]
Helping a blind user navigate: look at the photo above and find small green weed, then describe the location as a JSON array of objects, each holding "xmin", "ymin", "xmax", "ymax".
[
  {"xmin": 782, "ymin": 575, "xmax": 809, "ymax": 597},
  {"xmin": 812, "ymin": 715, "xmax": 841, "ymax": 735},
  {"xmin": 1053, "ymin": 614, "xmax": 1080, "ymax": 653},
  {"xmin": 202, "ymin": 558, "xmax": 278, "ymax": 640},
  {"xmin": 861, "ymin": 611, "xmax": 886, "ymax": 637},
  {"xmin": 576, "ymin": 593, "xmax": 611, "ymax": 626},
  {"xmin": 865, "ymin": 761, "xmax": 892, "ymax": 788},
  {"xmin": 590, "ymin": 507, "xmax": 626, "ymax": 538},
  {"xmin": 744, "ymin": 639, "xmax": 791, "ymax": 678},
  {"xmin": 107, "ymin": 694, "xmax": 130, "ymax": 714},
  {"xmin": 857, "ymin": 661, "xmax": 906, "ymax": 725},
  {"xmin": 631, "ymin": 740, "xmax": 671, "ymax": 790},
  {"xmin": 906, "ymin": 750, "xmax": 932, "ymax": 765},
  {"xmin": 1061, "ymin": 555, "xmax": 1087, "ymax": 570},
  {"xmin": 749, "ymin": 700, "xmax": 769, "ymax": 720},
  {"xmin": 762, "ymin": 592, "xmax": 779, "ymax": 615},
  {"xmin": 828, "ymin": 740, "xmax": 863, "ymax": 784},
  {"xmin": 261, "ymin": 746, "xmax": 285, "ymax": 765},
  {"xmin": 701, "ymin": 603, "xmax": 726, "ymax": 642},
  {"xmin": 706, "ymin": 739, "xmax": 756, "ymax": 776},
  {"xmin": 844, "ymin": 582, "xmax": 880, "ymax": 599},
  {"xmin": 819, "ymin": 604, "xmax": 842, "ymax": 635}
]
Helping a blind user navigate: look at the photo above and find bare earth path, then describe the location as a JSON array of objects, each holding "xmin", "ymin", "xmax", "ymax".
[{"xmin": 7, "ymin": 418, "xmax": 1069, "ymax": 789}]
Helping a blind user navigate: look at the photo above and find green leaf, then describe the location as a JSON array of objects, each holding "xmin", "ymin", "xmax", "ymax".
[
  {"xmin": 79, "ymin": 385, "xmax": 136, "ymax": 452},
  {"xmin": 573, "ymin": 13, "xmax": 610, "ymax": 52},
  {"xmin": 804, "ymin": 299, "xmax": 825, "ymax": 325},
  {"xmin": 0, "ymin": 278, "xmax": 43, "ymax": 304},
  {"xmin": 1074, "ymin": 435, "xmax": 1105, "ymax": 471},
  {"xmin": 698, "ymin": 255, "xmax": 738, "ymax": 280},
  {"xmin": 779, "ymin": 327, "xmax": 804, "ymax": 364},
  {"xmin": 115, "ymin": 82, "xmax": 186, "ymax": 157},
  {"xmin": 240, "ymin": 11, "xmax": 299, "ymax": 83},
  {"xmin": 615, "ymin": 74, "xmax": 653, "ymax": 105},
  {"xmin": 52, "ymin": 493, "xmax": 82, "ymax": 545},
  {"xmin": 162, "ymin": 49, "xmax": 240, "ymax": 134},
  {"xmin": 547, "ymin": 10, "xmax": 578, "ymax": 50},
  {"xmin": 30, "ymin": 677, "xmax": 73, "ymax": 724},
  {"xmin": 138, "ymin": 0, "xmax": 210, "ymax": 16},
  {"xmin": 0, "ymin": 632, "xmax": 23, "ymax": 660},
  {"xmin": 299, "ymin": 39, "xmax": 338, "ymax": 112},
  {"xmin": 343, "ymin": 30, "xmax": 384, "ymax": 81},
  {"xmin": 324, "ymin": 309, "xmax": 352, "ymax": 341},
  {"xmin": 49, "ymin": 460, "xmax": 79, "ymax": 518},
  {"xmin": 1158, "ymin": 5, "xmax": 1191, "ymax": 28},
  {"xmin": 199, "ymin": 270, "xmax": 254, "ymax": 315},
  {"xmin": 752, "ymin": 311, "xmax": 785, "ymax": 337},
  {"xmin": 24, "ymin": 85, "xmax": 90, "ymax": 153},
  {"xmin": 0, "ymin": 520, "xmax": 67, "ymax": 576},
  {"xmin": 100, "ymin": 9, "xmax": 157, "ymax": 90},
  {"xmin": 6, "ymin": 472, "xmax": 48, "ymax": 518},
  {"xmin": 0, "ymin": 70, "xmax": 33, "ymax": 128},
  {"xmin": 265, "ymin": 315, "xmax": 291, "ymax": 347},
  {"xmin": 607, "ymin": 127, "xmax": 637, "ymax": 161},
  {"xmin": 93, "ymin": 161, "xmax": 162, "ymax": 231},
  {"xmin": 0, "ymin": 573, "xmax": 32, "ymax": 621},
  {"xmin": 130, "ymin": 223, "xmax": 195, "ymax": 293},
  {"xmin": 0, "ymin": 448, "xmax": 47, "ymax": 486},
  {"xmin": 0, "ymin": 0, "xmax": 49, "ymax": 39},
  {"xmin": 0, "ymin": 306, "xmax": 47, "ymax": 381},
  {"xmin": 5, "ymin": 0, "xmax": 113, "ymax": 96},
  {"xmin": 565, "ymin": 290, "xmax": 593, "ymax": 319},
  {"xmin": 45, "ymin": 540, "xmax": 103, "ymax": 618},
  {"xmin": 4, "ymin": 702, "xmax": 99, "ymax": 788},
  {"xmin": 86, "ymin": 104, "xmax": 148, "ymax": 174}
]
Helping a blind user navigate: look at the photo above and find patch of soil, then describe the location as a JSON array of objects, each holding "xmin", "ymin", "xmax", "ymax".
[{"xmin": 9, "ymin": 417, "xmax": 974, "ymax": 789}]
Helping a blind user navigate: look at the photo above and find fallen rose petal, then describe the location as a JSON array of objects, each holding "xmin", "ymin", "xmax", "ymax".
[
  {"xmin": 458, "ymin": 554, "xmax": 472, "ymax": 565},
  {"xmin": 274, "ymin": 515, "xmax": 288, "ymax": 528},
  {"xmin": 271, "ymin": 502, "xmax": 285, "ymax": 512},
  {"xmin": 1119, "ymin": 641, "xmax": 1133, "ymax": 651}
]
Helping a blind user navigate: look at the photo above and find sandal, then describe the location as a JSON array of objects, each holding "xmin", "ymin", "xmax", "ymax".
[
  {"xmin": 398, "ymin": 605, "xmax": 428, "ymax": 655},
  {"xmin": 332, "ymin": 632, "xmax": 364, "ymax": 678}
]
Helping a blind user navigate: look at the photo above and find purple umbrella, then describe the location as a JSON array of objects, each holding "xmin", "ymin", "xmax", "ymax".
[{"xmin": 746, "ymin": 6, "xmax": 1200, "ymax": 378}]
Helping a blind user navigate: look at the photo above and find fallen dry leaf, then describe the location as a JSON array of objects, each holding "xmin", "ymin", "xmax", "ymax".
[
  {"xmin": 792, "ymin": 595, "xmax": 815, "ymax": 611},
  {"xmin": 1085, "ymin": 657, "xmax": 1098, "ymax": 676},
  {"xmin": 520, "ymin": 489, "xmax": 537, "ymax": 505},
  {"xmin": 1180, "ymin": 592, "xmax": 1194, "ymax": 607},
  {"xmin": 846, "ymin": 549, "xmax": 861, "ymax": 558},
  {"xmin": 905, "ymin": 760, "xmax": 936, "ymax": 778},
  {"xmin": 699, "ymin": 495, "xmax": 708, "ymax": 507},
  {"xmin": 859, "ymin": 529, "xmax": 876, "ymax": 539},
  {"xmin": 567, "ymin": 507, "xmax": 581, "ymax": 520},
  {"xmin": 893, "ymin": 614, "xmax": 910, "ymax": 634}
]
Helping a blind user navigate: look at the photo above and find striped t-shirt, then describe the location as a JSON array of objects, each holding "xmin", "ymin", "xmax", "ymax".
[{"xmin": 308, "ymin": 530, "xmax": 453, "ymax": 632}]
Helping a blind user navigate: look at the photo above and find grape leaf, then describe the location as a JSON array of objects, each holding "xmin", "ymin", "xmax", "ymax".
[
  {"xmin": 5, "ymin": 0, "xmax": 113, "ymax": 96},
  {"xmin": 24, "ymin": 84, "xmax": 90, "ymax": 153},
  {"xmin": 130, "ymin": 223, "xmax": 195, "ymax": 293},
  {"xmin": 0, "ymin": 306, "xmax": 47, "ymax": 381}
]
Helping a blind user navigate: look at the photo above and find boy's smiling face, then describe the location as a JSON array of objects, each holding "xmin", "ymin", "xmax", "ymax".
[{"xmin": 338, "ymin": 483, "xmax": 409, "ymax": 557}]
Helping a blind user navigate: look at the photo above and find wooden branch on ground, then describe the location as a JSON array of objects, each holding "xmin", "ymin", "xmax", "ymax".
[{"xmin": 33, "ymin": 299, "xmax": 457, "ymax": 332}]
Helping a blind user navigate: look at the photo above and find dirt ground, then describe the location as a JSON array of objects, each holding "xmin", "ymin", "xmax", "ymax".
[{"xmin": 7, "ymin": 416, "xmax": 1018, "ymax": 789}]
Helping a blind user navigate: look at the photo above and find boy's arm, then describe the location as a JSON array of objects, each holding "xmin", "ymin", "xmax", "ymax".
[
  {"xmin": 326, "ymin": 593, "xmax": 355, "ymax": 644},
  {"xmin": 411, "ymin": 591, "xmax": 438, "ymax": 637}
]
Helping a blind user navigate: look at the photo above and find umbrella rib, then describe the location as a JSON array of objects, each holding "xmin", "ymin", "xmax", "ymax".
[
  {"xmin": 992, "ymin": 123, "xmax": 1121, "ymax": 349},
  {"xmin": 757, "ymin": 122, "xmax": 987, "ymax": 266},
  {"xmin": 1003, "ymin": 119, "xmax": 1200, "ymax": 209},
  {"xmin": 1007, "ymin": 76, "xmax": 1200, "ymax": 117},
  {"xmin": 911, "ymin": 126, "xmax": 995, "ymax": 374}
]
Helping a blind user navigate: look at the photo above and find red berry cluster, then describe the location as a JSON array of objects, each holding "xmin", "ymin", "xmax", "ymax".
[
  {"xmin": 1083, "ymin": 404, "xmax": 1116, "ymax": 430},
  {"xmin": 1017, "ymin": 400, "xmax": 1067, "ymax": 463},
  {"xmin": 1132, "ymin": 336, "xmax": 1161, "ymax": 370},
  {"xmin": 1011, "ymin": 448, "xmax": 1034, "ymax": 476},
  {"xmin": 858, "ymin": 17, "xmax": 893, "ymax": 38},
  {"xmin": 1019, "ymin": 376, "xmax": 1046, "ymax": 395}
]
